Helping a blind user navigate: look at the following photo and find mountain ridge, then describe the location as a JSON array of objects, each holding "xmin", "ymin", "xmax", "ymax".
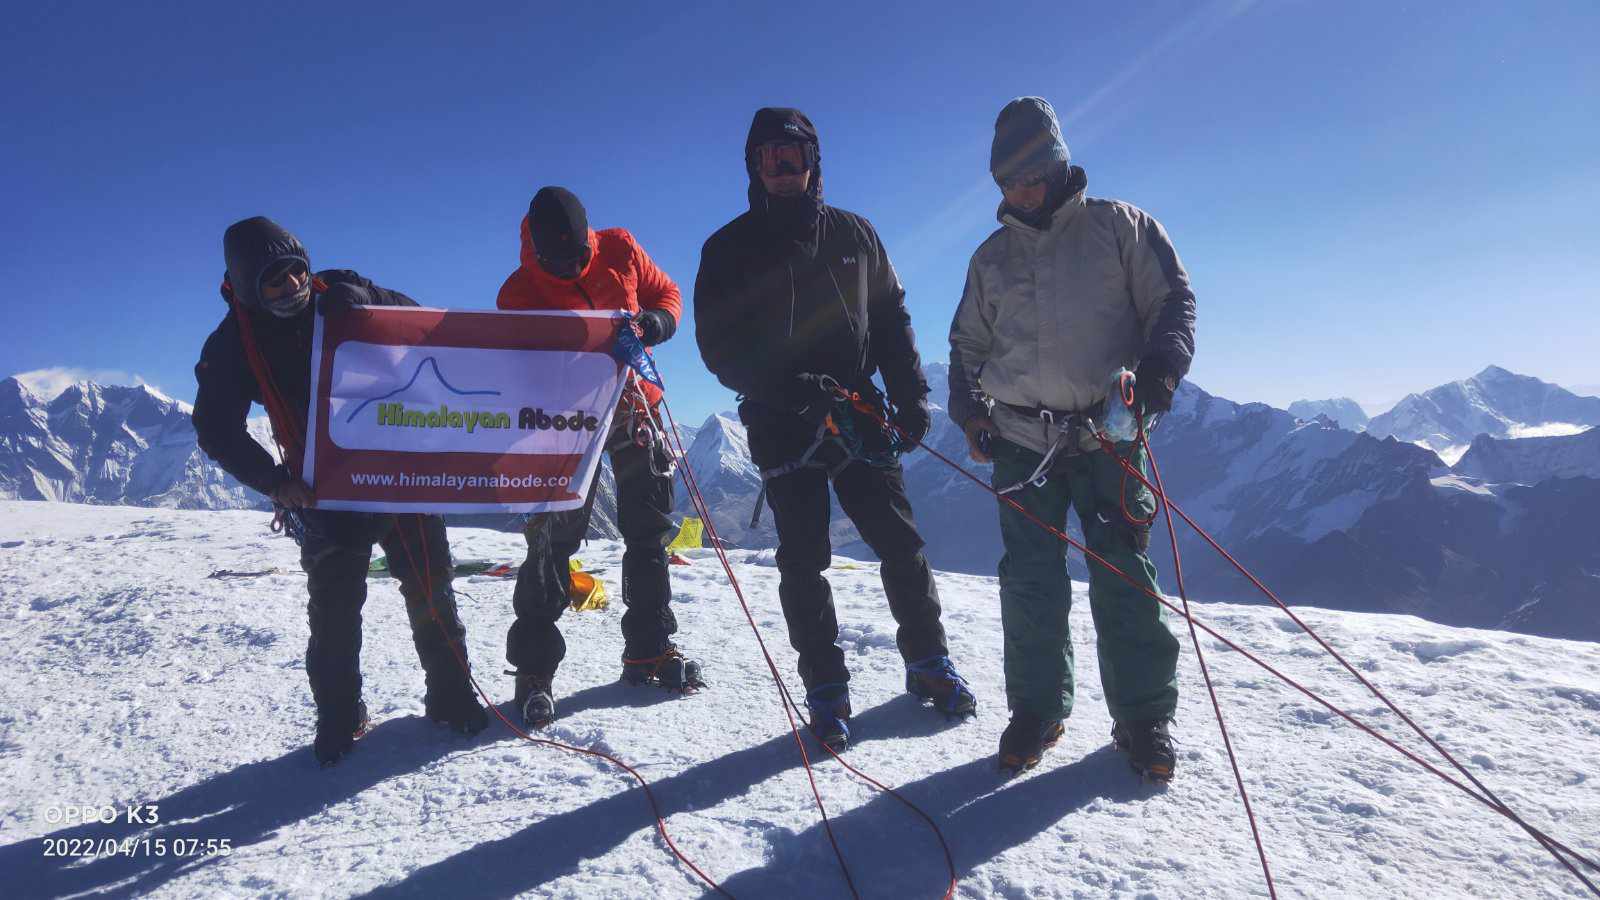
[
  {"xmin": 5, "ymin": 367, "xmax": 1595, "ymax": 642},
  {"xmin": 1366, "ymin": 365, "xmax": 1600, "ymax": 463}
]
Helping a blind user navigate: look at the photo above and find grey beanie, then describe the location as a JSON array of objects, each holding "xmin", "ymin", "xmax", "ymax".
[{"xmin": 990, "ymin": 97, "xmax": 1070, "ymax": 185}]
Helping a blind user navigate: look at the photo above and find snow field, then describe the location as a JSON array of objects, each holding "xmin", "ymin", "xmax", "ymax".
[{"xmin": 1, "ymin": 500, "xmax": 1597, "ymax": 898}]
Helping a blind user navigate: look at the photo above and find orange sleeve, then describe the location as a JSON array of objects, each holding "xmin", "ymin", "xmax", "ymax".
[
  {"xmin": 629, "ymin": 232, "xmax": 683, "ymax": 325},
  {"xmin": 496, "ymin": 270, "xmax": 527, "ymax": 310}
]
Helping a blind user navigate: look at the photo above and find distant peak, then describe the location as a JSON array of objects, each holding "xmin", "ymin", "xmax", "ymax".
[
  {"xmin": 134, "ymin": 383, "xmax": 174, "ymax": 403},
  {"xmin": 0, "ymin": 376, "xmax": 36, "ymax": 406},
  {"xmin": 699, "ymin": 411, "xmax": 740, "ymax": 432},
  {"xmin": 53, "ymin": 380, "xmax": 97, "ymax": 400},
  {"xmin": 1473, "ymin": 365, "xmax": 1515, "ymax": 380}
]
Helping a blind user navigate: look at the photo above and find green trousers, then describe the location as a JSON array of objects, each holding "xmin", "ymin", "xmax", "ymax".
[{"xmin": 991, "ymin": 436, "xmax": 1180, "ymax": 724}]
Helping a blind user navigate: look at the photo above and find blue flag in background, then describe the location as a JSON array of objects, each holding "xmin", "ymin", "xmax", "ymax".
[{"xmin": 612, "ymin": 313, "xmax": 664, "ymax": 389}]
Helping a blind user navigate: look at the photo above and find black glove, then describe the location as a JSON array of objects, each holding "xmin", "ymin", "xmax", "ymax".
[
  {"xmin": 1133, "ymin": 357, "xmax": 1179, "ymax": 414},
  {"xmin": 891, "ymin": 395, "xmax": 932, "ymax": 445},
  {"xmin": 318, "ymin": 282, "xmax": 374, "ymax": 318},
  {"xmin": 633, "ymin": 310, "xmax": 675, "ymax": 347}
]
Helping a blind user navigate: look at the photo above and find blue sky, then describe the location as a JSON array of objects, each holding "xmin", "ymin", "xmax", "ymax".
[{"xmin": 3, "ymin": 0, "xmax": 1597, "ymax": 425}]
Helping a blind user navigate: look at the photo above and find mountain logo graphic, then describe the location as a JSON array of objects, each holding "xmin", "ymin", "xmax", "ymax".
[{"xmin": 344, "ymin": 357, "xmax": 500, "ymax": 424}]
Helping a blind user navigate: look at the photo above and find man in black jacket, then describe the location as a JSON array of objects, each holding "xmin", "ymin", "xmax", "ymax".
[
  {"xmin": 193, "ymin": 216, "xmax": 488, "ymax": 765},
  {"xmin": 694, "ymin": 108, "xmax": 974, "ymax": 750}
]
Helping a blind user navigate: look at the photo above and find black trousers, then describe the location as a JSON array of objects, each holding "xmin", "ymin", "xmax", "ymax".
[
  {"xmin": 762, "ymin": 450, "xmax": 949, "ymax": 690},
  {"xmin": 297, "ymin": 511, "xmax": 472, "ymax": 725},
  {"xmin": 507, "ymin": 411, "xmax": 678, "ymax": 679}
]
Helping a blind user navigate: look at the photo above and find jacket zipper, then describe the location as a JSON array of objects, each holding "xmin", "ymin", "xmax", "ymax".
[
  {"xmin": 573, "ymin": 281, "xmax": 598, "ymax": 310},
  {"xmin": 786, "ymin": 262, "xmax": 796, "ymax": 337},
  {"xmin": 824, "ymin": 263, "xmax": 857, "ymax": 337}
]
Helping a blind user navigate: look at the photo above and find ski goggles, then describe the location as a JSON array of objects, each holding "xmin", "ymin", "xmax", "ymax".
[
  {"xmin": 536, "ymin": 245, "xmax": 591, "ymax": 280},
  {"xmin": 754, "ymin": 141, "xmax": 814, "ymax": 177},
  {"xmin": 260, "ymin": 257, "xmax": 309, "ymax": 291},
  {"xmin": 998, "ymin": 167, "xmax": 1052, "ymax": 191}
]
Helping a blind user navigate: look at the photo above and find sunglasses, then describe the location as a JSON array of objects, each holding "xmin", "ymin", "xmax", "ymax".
[
  {"xmin": 260, "ymin": 258, "xmax": 309, "ymax": 291},
  {"xmin": 756, "ymin": 141, "xmax": 813, "ymax": 178},
  {"xmin": 999, "ymin": 169, "xmax": 1051, "ymax": 191}
]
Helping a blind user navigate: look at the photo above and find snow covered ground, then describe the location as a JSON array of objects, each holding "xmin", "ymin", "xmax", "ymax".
[{"xmin": 2, "ymin": 500, "xmax": 1597, "ymax": 899}]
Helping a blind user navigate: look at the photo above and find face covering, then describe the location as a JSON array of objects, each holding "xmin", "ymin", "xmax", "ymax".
[
  {"xmin": 257, "ymin": 257, "xmax": 312, "ymax": 317},
  {"xmin": 264, "ymin": 281, "xmax": 312, "ymax": 317},
  {"xmin": 528, "ymin": 187, "xmax": 591, "ymax": 280}
]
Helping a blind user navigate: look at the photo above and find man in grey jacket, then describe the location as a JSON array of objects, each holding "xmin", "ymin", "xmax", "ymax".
[{"xmin": 948, "ymin": 97, "xmax": 1195, "ymax": 779}]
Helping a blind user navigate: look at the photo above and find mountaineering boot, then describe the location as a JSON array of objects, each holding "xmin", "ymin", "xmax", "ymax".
[
  {"xmin": 425, "ymin": 689, "xmax": 490, "ymax": 735},
  {"xmin": 620, "ymin": 644, "xmax": 706, "ymax": 692},
  {"xmin": 314, "ymin": 701, "xmax": 372, "ymax": 767},
  {"xmin": 805, "ymin": 683, "xmax": 852, "ymax": 752},
  {"xmin": 512, "ymin": 672, "xmax": 556, "ymax": 729},
  {"xmin": 905, "ymin": 655, "xmax": 977, "ymax": 719},
  {"xmin": 1112, "ymin": 718, "xmax": 1176, "ymax": 782},
  {"xmin": 997, "ymin": 712, "xmax": 1064, "ymax": 776}
]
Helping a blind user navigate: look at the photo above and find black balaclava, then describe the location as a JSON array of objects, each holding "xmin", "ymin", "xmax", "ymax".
[
  {"xmin": 223, "ymin": 216, "xmax": 312, "ymax": 317},
  {"xmin": 990, "ymin": 96, "xmax": 1079, "ymax": 230},
  {"xmin": 744, "ymin": 107, "xmax": 824, "ymax": 243},
  {"xmin": 529, "ymin": 187, "xmax": 591, "ymax": 279}
]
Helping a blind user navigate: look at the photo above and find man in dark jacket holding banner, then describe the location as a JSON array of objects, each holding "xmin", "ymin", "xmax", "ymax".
[
  {"xmin": 193, "ymin": 216, "xmax": 488, "ymax": 766},
  {"xmin": 694, "ymin": 108, "xmax": 974, "ymax": 751}
]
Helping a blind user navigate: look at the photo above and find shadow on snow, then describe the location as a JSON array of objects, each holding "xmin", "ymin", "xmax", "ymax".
[
  {"xmin": 360, "ymin": 695, "xmax": 1146, "ymax": 898},
  {"xmin": 2, "ymin": 680, "xmax": 650, "ymax": 898},
  {"xmin": 5, "ymin": 687, "xmax": 1146, "ymax": 898}
]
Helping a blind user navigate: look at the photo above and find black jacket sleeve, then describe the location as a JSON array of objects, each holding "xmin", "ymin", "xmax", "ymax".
[
  {"xmin": 318, "ymin": 269, "xmax": 421, "ymax": 308},
  {"xmin": 862, "ymin": 221, "xmax": 929, "ymax": 407},
  {"xmin": 191, "ymin": 317, "xmax": 286, "ymax": 497},
  {"xmin": 1124, "ymin": 215, "xmax": 1196, "ymax": 380}
]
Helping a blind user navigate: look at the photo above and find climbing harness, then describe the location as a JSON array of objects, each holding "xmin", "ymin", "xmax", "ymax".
[
  {"xmin": 620, "ymin": 372, "xmax": 677, "ymax": 479},
  {"xmin": 748, "ymin": 373, "xmax": 906, "ymax": 528}
]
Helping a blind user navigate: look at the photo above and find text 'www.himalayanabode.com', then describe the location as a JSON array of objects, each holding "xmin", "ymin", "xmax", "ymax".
[{"xmin": 348, "ymin": 472, "xmax": 574, "ymax": 490}]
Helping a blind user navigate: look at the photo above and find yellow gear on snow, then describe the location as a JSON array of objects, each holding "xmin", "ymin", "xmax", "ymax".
[
  {"xmin": 568, "ymin": 558, "xmax": 609, "ymax": 611},
  {"xmin": 665, "ymin": 516, "xmax": 704, "ymax": 555}
]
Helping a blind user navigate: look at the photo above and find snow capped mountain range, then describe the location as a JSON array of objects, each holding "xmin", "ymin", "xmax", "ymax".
[
  {"xmin": 1453, "ymin": 426, "xmax": 1600, "ymax": 484},
  {"xmin": 673, "ymin": 412, "xmax": 763, "ymax": 545},
  {"xmin": 1286, "ymin": 396, "xmax": 1369, "ymax": 431},
  {"xmin": 3, "ymin": 366, "xmax": 1595, "ymax": 642},
  {"xmin": 1365, "ymin": 365, "xmax": 1600, "ymax": 464},
  {"xmin": 0, "ymin": 376, "xmax": 270, "ymax": 510}
]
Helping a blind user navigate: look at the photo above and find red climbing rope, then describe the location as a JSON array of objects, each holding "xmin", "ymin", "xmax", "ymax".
[
  {"xmin": 1090, "ymin": 427, "xmax": 1600, "ymax": 890},
  {"xmin": 832, "ymin": 383, "xmax": 1596, "ymax": 897},
  {"xmin": 389, "ymin": 517, "xmax": 733, "ymax": 897},
  {"xmin": 660, "ymin": 397, "xmax": 959, "ymax": 900},
  {"xmin": 1139, "ymin": 412, "xmax": 1276, "ymax": 897}
]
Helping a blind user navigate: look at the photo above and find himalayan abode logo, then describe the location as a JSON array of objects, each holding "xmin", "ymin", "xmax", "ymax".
[
  {"xmin": 326, "ymin": 342, "xmax": 615, "ymax": 455},
  {"xmin": 303, "ymin": 307, "xmax": 628, "ymax": 514},
  {"xmin": 344, "ymin": 357, "xmax": 601, "ymax": 435}
]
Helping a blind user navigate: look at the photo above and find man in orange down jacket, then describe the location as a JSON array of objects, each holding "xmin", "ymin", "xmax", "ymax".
[{"xmin": 497, "ymin": 186, "xmax": 702, "ymax": 727}]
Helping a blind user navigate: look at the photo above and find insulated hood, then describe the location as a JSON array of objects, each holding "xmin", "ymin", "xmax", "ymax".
[
  {"xmin": 222, "ymin": 216, "xmax": 310, "ymax": 310},
  {"xmin": 744, "ymin": 107, "xmax": 824, "ymax": 206}
]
